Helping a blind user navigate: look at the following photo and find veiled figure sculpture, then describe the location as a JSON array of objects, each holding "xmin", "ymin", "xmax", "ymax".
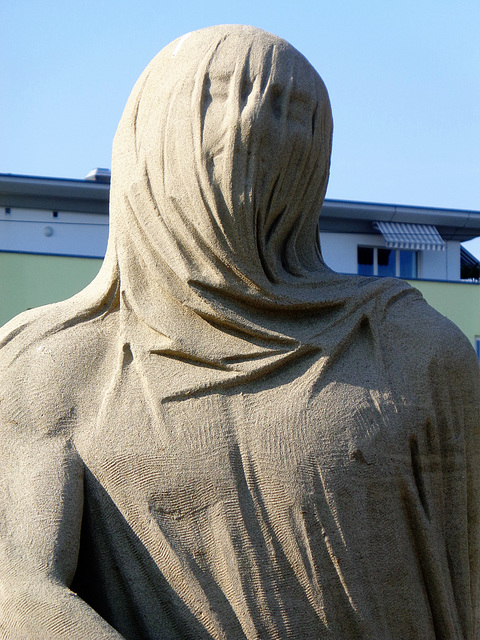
[{"xmin": 1, "ymin": 25, "xmax": 480, "ymax": 640}]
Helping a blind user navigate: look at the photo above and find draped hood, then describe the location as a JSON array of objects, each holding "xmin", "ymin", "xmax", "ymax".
[
  {"xmin": 101, "ymin": 24, "xmax": 411, "ymax": 394},
  {"xmin": 0, "ymin": 25, "xmax": 414, "ymax": 394}
]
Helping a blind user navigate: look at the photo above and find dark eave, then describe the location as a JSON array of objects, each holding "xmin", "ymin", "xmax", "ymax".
[
  {"xmin": 320, "ymin": 199, "xmax": 480, "ymax": 242},
  {"xmin": 0, "ymin": 173, "xmax": 109, "ymax": 214}
]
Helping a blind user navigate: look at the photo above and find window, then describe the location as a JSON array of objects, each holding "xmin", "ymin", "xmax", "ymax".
[{"xmin": 358, "ymin": 247, "xmax": 417, "ymax": 279}]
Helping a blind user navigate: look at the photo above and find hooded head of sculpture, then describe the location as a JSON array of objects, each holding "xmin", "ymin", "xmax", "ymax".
[
  {"xmin": 108, "ymin": 25, "xmax": 335, "ymax": 318},
  {"xmin": 87, "ymin": 24, "xmax": 394, "ymax": 384}
]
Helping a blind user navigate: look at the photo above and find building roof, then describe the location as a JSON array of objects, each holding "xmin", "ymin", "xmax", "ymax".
[
  {"xmin": 0, "ymin": 173, "xmax": 109, "ymax": 215},
  {"xmin": 320, "ymin": 199, "xmax": 480, "ymax": 242}
]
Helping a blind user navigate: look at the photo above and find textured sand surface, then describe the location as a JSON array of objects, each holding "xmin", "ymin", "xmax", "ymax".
[{"xmin": 1, "ymin": 25, "xmax": 479, "ymax": 639}]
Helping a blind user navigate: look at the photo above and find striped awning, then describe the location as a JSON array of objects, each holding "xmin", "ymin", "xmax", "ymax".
[{"xmin": 374, "ymin": 221, "xmax": 445, "ymax": 251}]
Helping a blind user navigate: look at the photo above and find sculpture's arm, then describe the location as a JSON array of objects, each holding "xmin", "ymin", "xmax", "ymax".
[
  {"xmin": 0, "ymin": 430, "xmax": 124, "ymax": 639},
  {"xmin": 433, "ymin": 330, "xmax": 480, "ymax": 635},
  {"xmin": 462, "ymin": 352, "xmax": 480, "ymax": 635}
]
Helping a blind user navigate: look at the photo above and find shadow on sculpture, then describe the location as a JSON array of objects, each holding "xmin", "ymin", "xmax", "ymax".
[{"xmin": 1, "ymin": 24, "xmax": 479, "ymax": 639}]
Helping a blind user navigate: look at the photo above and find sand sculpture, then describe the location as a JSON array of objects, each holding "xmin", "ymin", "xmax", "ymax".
[{"xmin": 1, "ymin": 24, "xmax": 480, "ymax": 640}]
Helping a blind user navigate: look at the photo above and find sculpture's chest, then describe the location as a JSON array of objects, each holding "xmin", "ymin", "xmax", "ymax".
[{"xmin": 76, "ymin": 354, "xmax": 411, "ymax": 522}]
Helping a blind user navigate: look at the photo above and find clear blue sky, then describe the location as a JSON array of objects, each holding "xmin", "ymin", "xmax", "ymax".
[{"xmin": 2, "ymin": 0, "xmax": 480, "ymax": 251}]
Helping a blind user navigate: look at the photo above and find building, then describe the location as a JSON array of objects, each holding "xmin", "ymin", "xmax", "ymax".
[
  {"xmin": 320, "ymin": 199, "xmax": 480, "ymax": 349},
  {"xmin": 0, "ymin": 171, "xmax": 108, "ymax": 328},
  {"xmin": 1, "ymin": 171, "xmax": 480, "ymax": 348}
]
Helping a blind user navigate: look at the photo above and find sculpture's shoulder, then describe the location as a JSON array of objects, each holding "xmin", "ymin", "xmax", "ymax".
[
  {"xmin": 376, "ymin": 278, "xmax": 479, "ymax": 386},
  {"xmin": 0, "ymin": 301, "xmax": 119, "ymax": 438}
]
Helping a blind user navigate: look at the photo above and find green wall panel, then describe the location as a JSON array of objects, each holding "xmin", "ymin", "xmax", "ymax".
[
  {"xmin": 407, "ymin": 279, "xmax": 480, "ymax": 346},
  {"xmin": 0, "ymin": 252, "xmax": 102, "ymax": 328}
]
